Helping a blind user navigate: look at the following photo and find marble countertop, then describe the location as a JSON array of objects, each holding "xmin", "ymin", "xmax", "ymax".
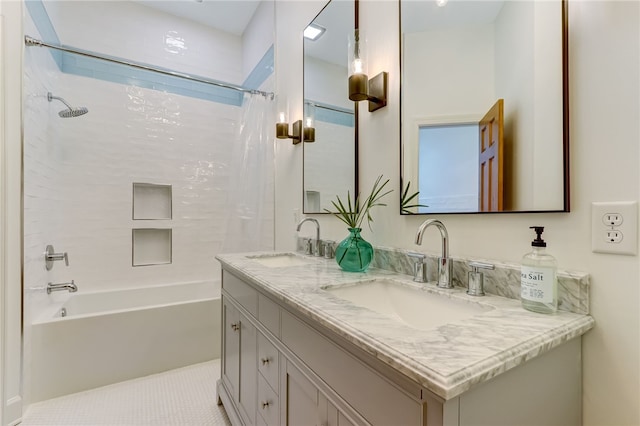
[{"xmin": 216, "ymin": 251, "xmax": 595, "ymax": 400}]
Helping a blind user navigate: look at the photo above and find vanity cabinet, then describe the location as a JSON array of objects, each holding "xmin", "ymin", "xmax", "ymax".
[
  {"xmin": 221, "ymin": 297, "xmax": 257, "ymax": 425},
  {"xmin": 217, "ymin": 269, "xmax": 582, "ymax": 426},
  {"xmin": 284, "ymin": 359, "xmax": 356, "ymax": 426}
]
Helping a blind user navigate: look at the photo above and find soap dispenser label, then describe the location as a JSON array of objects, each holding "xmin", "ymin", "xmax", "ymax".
[{"xmin": 521, "ymin": 266, "xmax": 555, "ymax": 303}]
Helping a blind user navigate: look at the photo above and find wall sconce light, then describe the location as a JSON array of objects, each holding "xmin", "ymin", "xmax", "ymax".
[
  {"xmin": 276, "ymin": 112, "xmax": 302, "ymax": 144},
  {"xmin": 303, "ymin": 102, "xmax": 316, "ymax": 143},
  {"xmin": 348, "ymin": 29, "xmax": 388, "ymax": 112}
]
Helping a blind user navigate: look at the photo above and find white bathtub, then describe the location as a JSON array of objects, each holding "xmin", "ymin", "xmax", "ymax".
[{"xmin": 30, "ymin": 281, "xmax": 220, "ymax": 403}]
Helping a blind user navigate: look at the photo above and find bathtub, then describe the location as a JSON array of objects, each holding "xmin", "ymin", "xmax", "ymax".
[{"xmin": 30, "ymin": 281, "xmax": 220, "ymax": 403}]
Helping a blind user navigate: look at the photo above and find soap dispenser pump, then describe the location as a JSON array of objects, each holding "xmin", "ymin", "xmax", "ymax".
[{"xmin": 521, "ymin": 226, "xmax": 558, "ymax": 314}]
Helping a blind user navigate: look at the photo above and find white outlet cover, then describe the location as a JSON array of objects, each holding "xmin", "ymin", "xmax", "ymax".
[{"xmin": 591, "ymin": 201, "xmax": 638, "ymax": 255}]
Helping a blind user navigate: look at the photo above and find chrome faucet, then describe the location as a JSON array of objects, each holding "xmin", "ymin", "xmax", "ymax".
[
  {"xmin": 415, "ymin": 219, "xmax": 453, "ymax": 289},
  {"xmin": 296, "ymin": 218, "xmax": 321, "ymax": 256},
  {"xmin": 47, "ymin": 280, "xmax": 77, "ymax": 294},
  {"xmin": 407, "ymin": 252, "xmax": 427, "ymax": 282}
]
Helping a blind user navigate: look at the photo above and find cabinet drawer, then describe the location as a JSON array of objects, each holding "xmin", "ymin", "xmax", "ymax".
[
  {"xmin": 258, "ymin": 294, "xmax": 280, "ymax": 337},
  {"xmin": 257, "ymin": 373, "xmax": 280, "ymax": 426},
  {"xmin": 282, "ymin": 311, "xmax": 422, "ymax": 425},
  {"xmin": 258, "ymin": 333, "xmax": 280, "ymax": 393},
  {"xmin": 222, "ymin": 271, "xmax": 258, "ymax": 317}
]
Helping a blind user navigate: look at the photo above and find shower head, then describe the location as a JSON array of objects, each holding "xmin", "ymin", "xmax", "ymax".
[{"xmin": 47, "ymin": 92, "xmax": 89, "ymax": 118}]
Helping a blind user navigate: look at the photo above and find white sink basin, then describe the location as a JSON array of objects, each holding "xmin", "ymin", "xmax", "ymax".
[
  {"xmin": 323, "ymin": 279, "xmax": 493, "ymax": 331},
  {"xmin": 248, "ymin": 253, "xmax": 316, "ymax": 268}
]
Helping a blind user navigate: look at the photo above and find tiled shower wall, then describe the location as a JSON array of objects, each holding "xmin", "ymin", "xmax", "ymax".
[
  {"xmin": 22, "ymin": 14, "xmax": 61, "ymax": 406},
  {"xmin": 23, "ymin": 0, "xmax": 274, "ymax": 342}
]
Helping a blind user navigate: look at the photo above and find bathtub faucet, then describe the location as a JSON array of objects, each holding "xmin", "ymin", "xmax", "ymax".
[{"xmin": 47, "ymin": 280, "xmax": 77, "ymax": 294}]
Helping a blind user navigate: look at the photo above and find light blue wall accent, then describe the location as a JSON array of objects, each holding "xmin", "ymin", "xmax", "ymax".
[
  {"xmin": 61, "ymin": 53, "xmax": 244, "ymax": 106},
  {"xmin": 26, "ymin": 0, "xmax": 273, "ymax": 106},
  {"xmin": 307, "ymin": 101, "xmax": 354, "ymax": 127},
  {"xmin": 243, "ymin": 45, "xmax": 274, "ymax": 90},
  {"xmin": 25, "ymin": 0, "xmax": 62, "ymax": 68}
]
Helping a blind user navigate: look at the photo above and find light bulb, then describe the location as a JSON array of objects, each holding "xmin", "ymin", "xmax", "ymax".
[{"xmin": 353, "ymin": 58, "xmax": 363, "ymax": 74}]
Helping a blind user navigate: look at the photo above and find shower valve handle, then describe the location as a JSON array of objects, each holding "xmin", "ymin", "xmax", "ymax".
[{"xmin": 45, "ymin": 245, "xmax": 69, "ymax": 270}]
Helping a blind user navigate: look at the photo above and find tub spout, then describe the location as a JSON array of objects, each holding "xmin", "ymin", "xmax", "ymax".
[{"xmin": 47, "ymin": 280, "xmax": 77, "ymax": 294}]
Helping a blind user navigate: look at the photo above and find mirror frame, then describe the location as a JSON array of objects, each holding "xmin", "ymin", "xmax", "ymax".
[
  {"xmin": 399, "ymin": 0, "xmax": 570, "ymax": 215},
  {"xmin": 302, "ymin": 0, "xmax": 359, "ymax": 215}
]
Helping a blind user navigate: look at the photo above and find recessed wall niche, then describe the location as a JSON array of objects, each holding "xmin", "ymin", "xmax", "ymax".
[
  {"xmin": 132, "ymin": 228, "xmax": 172, "ymax": 266},
  {"xmin": 133, "ymin": 183, "xmax": 172, "ymax": 220}
]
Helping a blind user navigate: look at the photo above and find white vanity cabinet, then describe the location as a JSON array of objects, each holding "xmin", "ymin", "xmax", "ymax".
[
  {"xmin": 217, "ymin": 269, "xmax": 582, "ymax": 426},
  {"xmin": 284, "ymin": 359, "xmax": 356, "ymax": 426},
  {"xmin": 220, "ymin": 296, "xmax": 258, "ymax": 425}
]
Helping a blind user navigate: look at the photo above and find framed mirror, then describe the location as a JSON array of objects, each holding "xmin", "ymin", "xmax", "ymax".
[
  {"xmin": 400, "ymin": 0, "xmax": 569, "ymax": 214},
  {"xmin": 303, "ymin": 0, "xmax": 357, "ymax": 214}
]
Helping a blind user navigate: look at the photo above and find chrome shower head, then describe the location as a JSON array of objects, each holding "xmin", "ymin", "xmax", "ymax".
[{"xmin": 47, "ymin": 92, "xmax": 89, "ymax": 118}]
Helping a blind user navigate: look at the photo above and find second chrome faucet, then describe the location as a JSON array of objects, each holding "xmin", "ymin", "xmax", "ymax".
[
  {"xmin": 415, "ymin": 219, "xmax": 453, "ymax": 289},
  {"xmin": 296, "ymin": 218, "xmax": 321, "ymax": 257}
]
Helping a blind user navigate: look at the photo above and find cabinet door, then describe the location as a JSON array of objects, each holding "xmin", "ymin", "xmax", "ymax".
[
  {"xmin": 238, "ymin": 309, "xmax": 257, "ymax": 425},
  {"xmin": 324, "ymin": 400, "xmax": 356, "ymax": 426},
  {"xmin": 221, "ymin": 297, "xmax": 240, "ymax": 401},
  {"xmin": 285, "ymin": 361, "xmax": 321, "ymax": 426},
  {"xmin": 222, "ymin": 297, "xmax": 258, "ymax": 425}
]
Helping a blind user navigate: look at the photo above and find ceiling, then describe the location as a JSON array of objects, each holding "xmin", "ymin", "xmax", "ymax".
[
  {"xmin": 133, "ymin": 0, "xmax": 261, "ymax": 35},
  {"xmin": 402, "ymin": 1, "xmax": 505, "ymax": 33},
  {"xmin": 304, "ymin": 1, "xmax": 353, "ymax": 67}
]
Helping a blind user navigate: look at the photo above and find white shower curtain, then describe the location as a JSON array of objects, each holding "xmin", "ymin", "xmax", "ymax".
[{"xmin": 222, "ymin": 92, "xmax": 275, "ymax": 253}]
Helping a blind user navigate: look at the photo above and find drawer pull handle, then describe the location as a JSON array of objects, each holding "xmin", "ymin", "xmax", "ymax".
[
  {"xmin": 261, "ymin": 401, "xmax": 270, "ymax": 409},
  {"xmin": 230, "ymin": 323, "xmax": 239, "ymax": 331},
  {"xmin": 261, "ymin": 358, "xmax": 270, "ymax": 365}
]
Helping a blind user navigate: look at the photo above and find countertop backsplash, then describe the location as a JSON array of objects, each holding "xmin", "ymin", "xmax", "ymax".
[{"xmin": 296, "ymin": 237, "xmax": 590, "ymax": 315}]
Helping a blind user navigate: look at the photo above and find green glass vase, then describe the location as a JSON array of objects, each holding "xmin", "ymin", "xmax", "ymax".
[{"xmin": 335, "ymin": 228, "xmax": 374, "ymax": 272}]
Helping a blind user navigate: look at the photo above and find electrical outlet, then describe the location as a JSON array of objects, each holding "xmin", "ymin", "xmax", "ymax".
[
  {"xmin": 602, "ymin": 213, "xmax": 623, "ymax": 226},
  {"xmin": 592, "ymin": 201, "xmax": 638, "ymax": 255},
  {"xmin": 605, "ymin": 230, "xmax": 623, "ymax": 243}
]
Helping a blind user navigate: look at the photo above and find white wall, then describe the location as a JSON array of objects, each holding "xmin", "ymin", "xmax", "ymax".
[
  {"xmin": 274, "ymin": 1, "xmax": 639, "ymax": 425},
  {"xmin": 274, "ymin": 0, "xmax": 326, "ymax": 246},
  {"xmin": 303, "ymin": 55, "xmax": 354, "ymax": 212},
  {"xmin": 20, "ymin": 0, "xmax": 275, "ymax": 412},
  {"xmin": 45, "ymin": 1, "xmax": 243, "ymax": 84},
  {"xmin": 494, "ymin": 1, "xmax": 563, "ymax": 211},
  {"xmin": 0, "ymin": 1, "xmax": 25, "ymax": 424},
  {"xmin": 304, "ymin": 56, "xmax": 350, "ymax": 109},
  {"xmin": 304, "ymin": 120, "xmax": 354, "ymax": 212},
  {"xmin": 242, "ymin": 0, "xmax": 274, "ymax": 81},
  {"xmin": 22, "ymin": 9, "xmax": 61, "ymax": 407},
  {"xmin": 403, "ymin": 26, "xmax": 495, "ymax": 119}
]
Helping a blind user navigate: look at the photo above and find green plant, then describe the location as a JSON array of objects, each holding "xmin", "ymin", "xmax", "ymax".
[
  {"xmin": 401, "ymin": 180, "xmax": 427, "ymax": 214},
  {"xmin": 325, "ymin": 175, "xmax": 392, "ymax": 230}
]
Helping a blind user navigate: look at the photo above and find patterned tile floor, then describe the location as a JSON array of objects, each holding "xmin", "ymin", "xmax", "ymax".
[{"xmin": 21, "ymin": 360, "xmax": 231, "ymax": 426}]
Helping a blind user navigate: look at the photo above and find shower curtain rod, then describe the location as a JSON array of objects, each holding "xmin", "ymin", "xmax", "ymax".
[
  {"xmin": 24, "ymin": 36, "xmax": 275, "ymax": 99},
  {"xmin": 305, "ymin": 101, "xmax": 354, "ymax": 115}
]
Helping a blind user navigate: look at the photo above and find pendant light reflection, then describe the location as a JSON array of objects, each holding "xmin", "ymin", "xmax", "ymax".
[
  {"xmin": 347, "ymin": 29, "xmax": 388, "ymax": 112},
  {"xmin": 304, "ymin": 102, "xmax": 316, "ymax": 143}
]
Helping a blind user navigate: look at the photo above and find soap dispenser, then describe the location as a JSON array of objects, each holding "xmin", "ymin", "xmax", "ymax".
[{"xmin": 521, "ymin": 226, "xmax": 558, "ymax": 314}]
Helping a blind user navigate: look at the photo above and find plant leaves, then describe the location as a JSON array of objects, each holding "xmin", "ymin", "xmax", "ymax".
[{"xmin": 326, "ymin": 174, "xmax": 393, "ymax": 230}]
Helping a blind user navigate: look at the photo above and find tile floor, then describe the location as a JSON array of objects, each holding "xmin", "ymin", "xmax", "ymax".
[{"xmin": 21, "ymin": 360, "xmax": 231, "ymax": 426}]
